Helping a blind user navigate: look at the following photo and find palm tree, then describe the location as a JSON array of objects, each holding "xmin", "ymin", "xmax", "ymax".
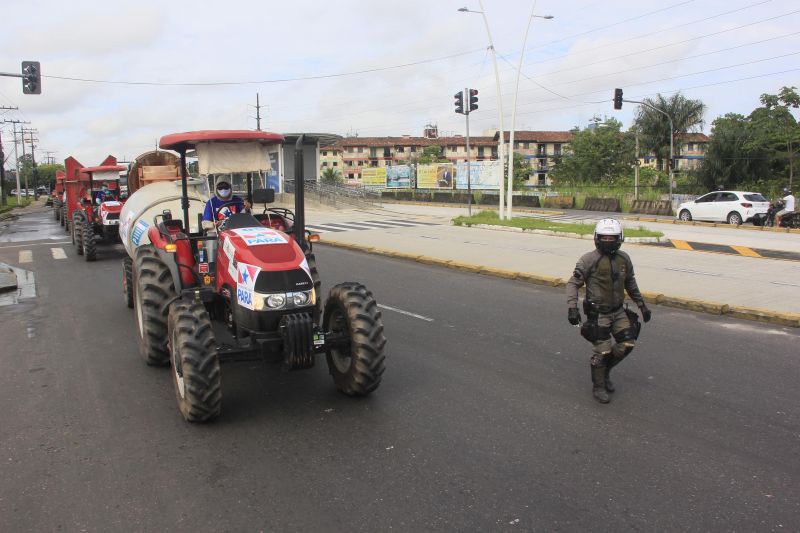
[
  {"xmin": 321, "ymin": 167, "xmax": 343, "ymax": 185},
  {"xmin": 635, "ymin": 92, "xmax": 705, "ymax": 177}
]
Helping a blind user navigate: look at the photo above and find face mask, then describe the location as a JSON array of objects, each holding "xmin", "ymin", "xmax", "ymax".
[{"xmin": 217, "ymin": 187, "xmax": 231, "ymax": 198}]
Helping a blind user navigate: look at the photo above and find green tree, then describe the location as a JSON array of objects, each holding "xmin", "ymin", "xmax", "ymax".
[
  {"xmin": 700, "ymin": 113, "xmax": 768, "ymax": 190},
  {"xmin": 320, "ymin": 167, "xmax": 344, "ymax": 185},
  {"xmin": 502, "ymin": 152, "xmax": 530, "ymax": 191},
  {"xmin": 412, "ymin": 146, "xmax": 447, "ymax": 165},
  {"xmin": 749, "ymin": 86, "xmax": 800, "ymax": 190},
  {"xmin": 634, "ymin": 92, "xmax": 705, "ymax": 175},
  {"xmin": 548, "ymin": 119, "xmax": 636, "ymax": 185}
]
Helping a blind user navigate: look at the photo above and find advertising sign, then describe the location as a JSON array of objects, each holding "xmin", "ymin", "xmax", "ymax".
[
  {"xmin": 417, "ymin": 164, "xmax": 455, "ymax": 189},
  {"xmin": 361, "ymin": 167, "xmax": 387, "ymax": 188},
  {"xmin": 386, "ymin": 165, "xmax": 412, "ymax": 188},
  {"xmin": 455, "ymin": 160, "xmax": 502, "ymax": 190}
]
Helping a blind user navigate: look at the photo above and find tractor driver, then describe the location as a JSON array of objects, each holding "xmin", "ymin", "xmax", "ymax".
[{"xmin": 202, "ymin": 177, "xmax": 251, "ymax": 225}]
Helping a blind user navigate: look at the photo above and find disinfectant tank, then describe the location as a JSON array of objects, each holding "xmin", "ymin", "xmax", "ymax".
[{"xmin": 119, "ymin": 179, "xmax": 208, "ymax": 258}]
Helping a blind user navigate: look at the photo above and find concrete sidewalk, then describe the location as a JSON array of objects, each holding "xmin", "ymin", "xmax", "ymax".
[{"xmin": 309, "ymin": 207, "xmax": 800, "ymax": 328}]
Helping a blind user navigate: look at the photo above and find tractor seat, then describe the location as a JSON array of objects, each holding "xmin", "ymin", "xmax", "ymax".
[{"xmin": 223, "ymin": 212, "xmax": 263, "ymax": 230}]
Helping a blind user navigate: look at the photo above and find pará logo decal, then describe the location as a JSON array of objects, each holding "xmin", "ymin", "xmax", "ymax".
[{"xmin": 232, "ymin": 227, "xmax": 287, "ymax": 246}]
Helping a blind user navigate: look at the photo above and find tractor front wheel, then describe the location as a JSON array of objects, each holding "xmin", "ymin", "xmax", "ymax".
[
  {"xmin": 83, "ymin": 222, "xmax": 96, "ymax": 261},
  {"xmin": 323, "ymin": 282, "xmax": 386, "ymax": 396},
  {"xmin": 133, "ymin": 245, "xmax": 176, "ymax": 366},
  {"xmin": 72, "ymin": 216, "xmax": 83, "ymax": 255},
  {"xmin": 168, "ymin": 300, "xmax": 221, "ymax": 422},
  {"xmin": 122, "ymin": 257, "xmax": 134, "ymax": 309}
]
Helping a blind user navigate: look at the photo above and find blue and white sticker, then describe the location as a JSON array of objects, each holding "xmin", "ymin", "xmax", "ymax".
[
  {"xmin": 236, "ymin": 283, "xmax": 254, "ymax": 310},
  {"xmin": 232, "ymin": 227, "xmax": 287, "ymax": 246},
  {"xmin": 131, "ymin": 220, "xmax": 149, "ymax": 246}
]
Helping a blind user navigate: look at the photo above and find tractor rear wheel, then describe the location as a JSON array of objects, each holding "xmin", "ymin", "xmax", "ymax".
[
  {"xmin": 64, "ymin": 209, "xmax": 70, "ymax": 232},
  {"xmin": 73, "ymin": 216, "xmax": 83, "ymax": 256},
  {"xmin": 133, "ymin": 245, "xmax": 176, "ymax": 366},
  {"xmin": 83, "ymin": 222, "xmax": 96, "ymax": 261},
  {"xmin": 54, "ymin": 206, "xmax": 59, "ymax": 221},
  {"xmin": 122, "ymin": 257, "xmax": 134, "ymax": 309},
  {"xmin": 323, "ymin": 282, "xmax": 386, "ymax": 396},
  {"xmin": 168, "ymin": 300, "xmax": 221, "ymax": 422}
]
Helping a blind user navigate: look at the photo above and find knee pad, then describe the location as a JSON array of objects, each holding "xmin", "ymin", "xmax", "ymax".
[{"xmin": 591, "ymin": 351, "xmax": 611, "ymax": 367}]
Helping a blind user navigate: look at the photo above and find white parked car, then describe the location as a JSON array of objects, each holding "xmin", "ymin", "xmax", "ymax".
[{"xmin": 675, "ymin": 190, "xmax": 770, "ymax": 225}]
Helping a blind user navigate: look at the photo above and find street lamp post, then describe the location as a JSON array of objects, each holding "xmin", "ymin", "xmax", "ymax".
[
  {"xmin": 506, "ymin": 5, "xmax": 553, "ymax": 220},
  {"xmin": 458, "ymin": 3, "xmax": 506, "ymax": 219}
]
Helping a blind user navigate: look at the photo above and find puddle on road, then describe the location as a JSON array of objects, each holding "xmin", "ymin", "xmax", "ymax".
[{"xmin": 0, "ymin": 265, "xmax": 36, "ymax": 307}]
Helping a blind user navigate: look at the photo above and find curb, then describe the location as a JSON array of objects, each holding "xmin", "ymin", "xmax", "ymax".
[
  {"xmin": 318, "ymin": 239, "xmax": 800, "ymax": 328},
  {"xmin": 623, "ymin": 215, "xmax": 800, "ymax": 234},
  {"xmin": 379, "ymin": 200, "xmax": 565, "ymax": 216}
]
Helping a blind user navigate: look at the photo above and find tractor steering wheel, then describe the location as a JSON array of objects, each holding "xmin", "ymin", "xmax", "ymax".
[{"xmin": 214, "ymin": 200, "xmax": 249, "ymax": 229}]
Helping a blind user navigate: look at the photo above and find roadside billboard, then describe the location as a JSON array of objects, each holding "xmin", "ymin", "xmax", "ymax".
[
  {"xmin": 455, "ymin": 160, "xmax": 502, "ymax": 190},
  {"xmin": 386, "ymin": 165, "xmax": 412, "ymax": 188},
  {"xmin": 416, "ymin": 163, "xmax": 454, "ymax": 189},
  {"xmin": 361, "ymin": 167, "xmax": 387, "ymax": 188}
]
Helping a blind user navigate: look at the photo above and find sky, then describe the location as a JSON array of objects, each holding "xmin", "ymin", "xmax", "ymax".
[{"xmin": 1, "ymin": 0, "xmax": 799, "ymax": 167}]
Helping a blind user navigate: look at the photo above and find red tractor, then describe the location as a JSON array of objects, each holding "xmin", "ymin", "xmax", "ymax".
[
  {"xmin": 69, "ymin": 159, "xmax": 126, "ymax": 261},
  {"xmin": 128, "ymin": 131, "xmax": 386, "ymax": 422},
  {"xmin": 52, "ymin": 170, "xmax": 65, "ymax": 223}
]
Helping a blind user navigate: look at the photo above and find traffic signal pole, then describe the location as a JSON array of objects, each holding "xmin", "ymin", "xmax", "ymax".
[{"xmin": 465, "ymin": 88, "xmax": 472, "ymax": 217}]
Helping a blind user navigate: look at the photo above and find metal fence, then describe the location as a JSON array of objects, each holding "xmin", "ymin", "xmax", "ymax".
[{"xmin": 284, "ymin": 180, "xmax": 382, "ymax": 209}]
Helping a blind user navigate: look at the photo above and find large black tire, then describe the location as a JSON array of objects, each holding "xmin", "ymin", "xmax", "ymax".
[
  {"xmin": 54, "ymin": 206, "xmax": 59, "ymax": 221},
  {"xmin": 323, "ymin": 282, "xmax": 386, "ymax": 396},
  {"xmin": 134, "ymin": 245, "xmax": 176, "ymax": 366},
  {"xmin": 72, "ymin": 215, "xmax": 84, "ymax": 256},
  {"xmin": 123, "ymin": 257, "xmax": 134, "ymax": 309},
  {"xmin": 63, "ymin": 208, "xmax": 70, "ymax": 232},
  {"xmin": 83, "ymin": 222, "xmax": 97, "ymax": 261},
  {"xmin": 306, "ymin": 252, "xmax": 322, "ymax": 321},
  {"xmin": 168, "ymin": 300, "xmax": 221, "ymax": 422}
]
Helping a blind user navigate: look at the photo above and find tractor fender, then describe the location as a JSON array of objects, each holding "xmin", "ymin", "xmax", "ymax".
[{"xmin": 147, "ymin": 227, "xmax": 193, "ymax": 292}]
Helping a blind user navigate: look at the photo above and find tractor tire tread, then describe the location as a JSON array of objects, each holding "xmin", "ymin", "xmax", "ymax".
[{"xmin": 134, "ymin": 246, "xmax": 176, "ymax": 366}]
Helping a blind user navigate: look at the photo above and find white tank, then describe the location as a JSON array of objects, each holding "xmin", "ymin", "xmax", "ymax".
[{"xmin": 119, "ymin": 179, "xmax": 209, "ymax": 258}]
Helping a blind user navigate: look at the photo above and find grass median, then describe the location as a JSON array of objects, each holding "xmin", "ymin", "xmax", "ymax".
[{"xmin": 452, "ymin": 210, "xmax": 663, "ymax": 238}]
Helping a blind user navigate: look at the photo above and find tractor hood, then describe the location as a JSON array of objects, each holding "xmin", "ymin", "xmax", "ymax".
[{"xmin": 219, "ymin": 227, "xmax": 313, "ymax": 296}]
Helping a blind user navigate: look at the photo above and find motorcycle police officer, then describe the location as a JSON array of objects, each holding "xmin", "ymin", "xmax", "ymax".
[{"xmin": 566, "ymin": 219, "xmax": 652, "ymax": 403}]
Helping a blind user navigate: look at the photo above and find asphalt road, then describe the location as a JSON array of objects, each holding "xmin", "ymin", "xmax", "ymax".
[{"xmin": 1, "ymin": 210, "xmax": 799, "ymax": 532}]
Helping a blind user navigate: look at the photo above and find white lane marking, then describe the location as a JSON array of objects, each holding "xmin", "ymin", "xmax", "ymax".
[
  {"xmin": 19, "ymin": 250, "xmax": 33, "ymax": 263},
  {"xmin": 378, "ymin": 304, "xmax": 434, "ymax": 322},
  {"xmin": 771, "ymin": 281, "xmax": 800, "ymax": 288},
  {"xmin": 0, "ymin": 241, "xmax": 71, "ymax": 250},
  {"xmin": 51, "ymin": 247, "xmax": 67, "ymax": 259},
  {"xmin": 664, "ymin": 267, "xmax": 720, "ymax": 277}
]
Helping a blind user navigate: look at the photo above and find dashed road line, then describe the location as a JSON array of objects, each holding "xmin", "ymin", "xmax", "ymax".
[
  {"xmin": 19, "ymin": 250, "xmax": 32, "ymax": 263},
  {"xmin": 51, "ymin": 247, "xmax": 67, "ymax": 260},
  {"xmin": 377, "ymin": 303, "xmax": 434, "ymax": 322},
  {"xmin": 665, "ymin": 267, "xmax": 721, "ymax": 276}
]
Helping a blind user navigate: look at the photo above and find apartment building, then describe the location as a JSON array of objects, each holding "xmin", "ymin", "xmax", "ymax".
[{"xmin": 320, "ymin": 130, "xmax": 709, "ymax": 186}]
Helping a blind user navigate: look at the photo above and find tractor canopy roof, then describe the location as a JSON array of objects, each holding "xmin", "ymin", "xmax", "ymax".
[
  {"xmin": 82, "ymin": 165, "xmax": 126, "ymax": 175},
  {"xmin": 159, "ymin": 130, "xmax": 285, "ymax": 152}
]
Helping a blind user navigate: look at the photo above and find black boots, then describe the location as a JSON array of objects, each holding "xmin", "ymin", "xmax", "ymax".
[
  {"xmin": 604, "ymin": 367, "xmax": 615, "ymax": 393},
  {"xmin": 591, "ymin": 365, "xmax": 610, "ymax": 403}
]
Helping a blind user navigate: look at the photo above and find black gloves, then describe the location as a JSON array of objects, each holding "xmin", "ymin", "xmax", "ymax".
[
  {"xmin": 568, "ymin": 308, "xmax": 581, "ymax": 325},
  {"xmin": 640, "ymin": 305, "xmax": 652, "ymax": 323}
]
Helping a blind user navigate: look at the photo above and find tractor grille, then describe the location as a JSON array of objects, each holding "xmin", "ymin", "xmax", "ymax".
[
  {"xmin": 255, "ymin": 268, "xmax": 312, "ymax": 293},
  {"xmin": 279, "ymin": 312, "xmax": 315, "ymax": 370},
  {"xmin": 105, "ymin": 212, "xmax": 120, "ymax": 220}
]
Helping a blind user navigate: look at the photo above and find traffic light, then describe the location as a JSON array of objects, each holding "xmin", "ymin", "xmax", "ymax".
[
  {"xmin": 469, "ymin": 89, "xmax": 478, "ymax": 112},
  {"xmin": 21, "ymin": 61, "xmax": 41, "ymax": 95},
  {"xmin": 454, "ymin": 90, "xmax": 464, "ymax": 114},
  {"xmin": 613, "ymin": 88, "xmax": 623, "ymax": 110}
]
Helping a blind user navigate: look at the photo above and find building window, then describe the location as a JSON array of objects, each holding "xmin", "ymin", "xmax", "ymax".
[
  {"xmin": 322, "ymin": 162, "xmax": 328, "ymax": 167},
  {"xmin": 347, "ymin": 161, "xmax": 353, "ymax": 167},
  {"xmin": 357, "ymin": 147, "xmax": 363, "ymax": 153},
  {"xmin": 537, "ymin": 144, "xmax": 546, "ymax": 155},
  {"xmin": 537, "ymin": 173, "xmax": 546, "ymax": 186},
  {"xmin": 358, "ymin": 161, "xmax": 363, "ymax": 166},
  {"xmin": 523, "ymin": 142, "xmax": 529, "ymax": 149},
  {"xmin": 383, "ymin": 148, "xmax": 391, "ymax": 158},
  {"xmin": 478, "ymin": 147, "xmax": 485, "ymax": 158},
  {"xmin": 322, "ymin": 151, "xmax": 328, "ymax": 156},
  {"xmin": 687, "ymin": 143, "xmax": 695, "ymax": 152},
  {"xmin": 333, "ymin": 162, "xmax": 338, "ymax": 167},
  {"xmin": 348, "ymin": 173, "xmax": 355, "ymax": 180},
  {"xmin": 347, "ymin": 147, "xmax": 354, "ymax": 153},
  {"xmin": 554, "ymin": 144, "xmax": 562, "ymax": 156},
  {"xmin": 411, "ymin": 146, "xmax": 417, "ymax": 153},
  {"xmin": 371, "ymin": 161, "xmax": 378, "ymax": 167},
  {"xmin": 397, "ymin": 146, "xmax": 405, "ymax": 153}
]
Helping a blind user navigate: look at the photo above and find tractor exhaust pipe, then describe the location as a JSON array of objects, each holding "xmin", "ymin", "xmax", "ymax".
[{"xmin": 294, "ymin": 134, "xmax": 305, "ymax": 247}]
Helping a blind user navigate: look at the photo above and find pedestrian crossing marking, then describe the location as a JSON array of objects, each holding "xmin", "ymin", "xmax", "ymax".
[
  {"xmin": 306, "ymin": 219, "xmax": 440, "ymax": 234},
  {"xmin": 19, "ymin": 250, "xmax": 33, "ymax": 263},
  {"xmin": 51, "ymin": 247, "xmax": 67, "ymax": 260}
]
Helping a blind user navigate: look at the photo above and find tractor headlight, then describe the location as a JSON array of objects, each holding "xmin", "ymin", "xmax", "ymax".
[
  {"xmin": 266, "ymin": 294, "xmax": 286, "ymax": 309},
  {"xmin": 292, "ymin": 291, "xmax": 310, "ymax": 307}
]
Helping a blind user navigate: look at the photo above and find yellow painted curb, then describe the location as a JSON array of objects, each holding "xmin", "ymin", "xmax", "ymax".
[
  {"xmin": 660, "ymin": 296, "xmax": 729, "ymax": 315},
  {"xmin": 726, "ymin": 306, "xmax": 800, "ymax": 328},
  {"xmin": 517, "ymin": 272, "xmax": 565, "ymax": 287},
  {"xmin": 447, "ymin": 260, "xmax": 482, "ymax": 273},
  {"xmin": 478, "ymin": 266, "xmax": 519, "ymax": 280},
  {"xmin": 416, "ymin": 256, "xmax": 453, "ymax": 268}
]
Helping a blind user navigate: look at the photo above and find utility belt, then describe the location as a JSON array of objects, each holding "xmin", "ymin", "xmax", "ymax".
[{"xmin": 582, "ymin": 299, "xmax": 622, "ymax": 316}]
